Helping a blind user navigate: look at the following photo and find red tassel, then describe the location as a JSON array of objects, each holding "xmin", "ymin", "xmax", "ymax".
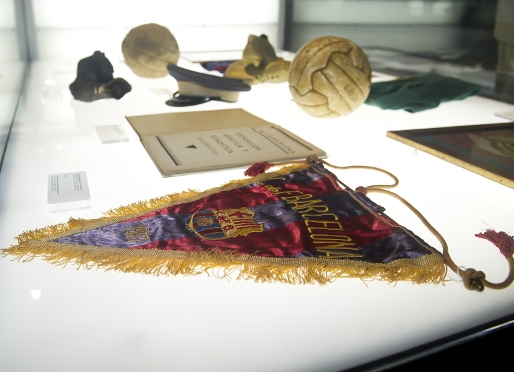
[
  {"xmin": 244, "ymin": 161, "xmax": 273, "ymax": 177},
  {"xmin": 475, "ymin": 229, "xmax": 514, "ymax": 258}
]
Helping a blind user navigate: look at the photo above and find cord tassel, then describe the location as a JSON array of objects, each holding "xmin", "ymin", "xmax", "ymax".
[
  {"xmin": 244, "ymin": 161, "xmax": 273, "ymax": 177},
  {"xmin": 476, "ymin": 229, "xmax": 514, "ymax": 258}
]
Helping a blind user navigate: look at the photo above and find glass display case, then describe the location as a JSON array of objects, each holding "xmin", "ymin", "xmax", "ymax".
[
  {"xmin": 0, "ymin": 0, "xmax": 28, "ymax": 170},
  {"xmin": 0, "ymin": 1, "xmax": 513, "ymax": 371}
]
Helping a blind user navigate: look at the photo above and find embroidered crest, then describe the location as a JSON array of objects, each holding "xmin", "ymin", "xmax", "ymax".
[{"xmin": 189, "ymin": 208, "xmax": 264, "ymax": 240}]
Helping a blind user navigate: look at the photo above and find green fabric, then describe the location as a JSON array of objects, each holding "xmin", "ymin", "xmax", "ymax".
[{"xmin": 365, "ymin": 73, "xmax": 481, "ymax": 113}]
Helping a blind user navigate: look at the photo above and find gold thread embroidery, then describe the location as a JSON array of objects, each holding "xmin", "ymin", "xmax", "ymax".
[{"xmin": 124, "ymin": 225, "xmax": 150, "ymax": 243}]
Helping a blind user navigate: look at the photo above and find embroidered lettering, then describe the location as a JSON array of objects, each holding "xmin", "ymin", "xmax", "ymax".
[
  {"xmin": 305, "ymin": 220, "xmax": 344, "ymax": 233},
  {"xmin": 125, "ymin": 225, "xmax": 150, "ymax": 243},
  {"xmin": 318, "ymin": 251, "xmax": 362, "ymax": 259},
  {"xmin": 281, "ymin": 194, "xmax": 313, "ymax": 202},
  {"xmin": 261, "ymin": 179, "xmax": 363, "ymax": 259}
]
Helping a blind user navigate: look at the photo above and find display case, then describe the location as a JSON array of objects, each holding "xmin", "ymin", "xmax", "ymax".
[
  {"xmin": 0, "ymin": 0, "xmax": 28, "ymax": 170},
  {"xmin": 1, "ymin": 1, "xmax": 513, "ymax": 371}
]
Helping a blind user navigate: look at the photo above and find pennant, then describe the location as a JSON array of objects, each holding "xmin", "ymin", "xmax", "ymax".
[{"xmin": 2, "ymin": 158, "xmax": 452, "ymax": 286}]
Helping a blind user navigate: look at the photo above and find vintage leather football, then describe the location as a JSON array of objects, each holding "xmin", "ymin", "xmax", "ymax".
[
  {"xmin": 289, "ymin": 36, "xmax": 372, "ymax": 118},
  {"xmin": 122, "ymin": 23, "xmax": 179, "ymax": 78}
]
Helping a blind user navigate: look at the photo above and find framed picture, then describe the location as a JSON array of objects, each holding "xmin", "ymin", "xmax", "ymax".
[{"xmin": 387, "ymin": 122, "xmax": 514, "ymax": 189}]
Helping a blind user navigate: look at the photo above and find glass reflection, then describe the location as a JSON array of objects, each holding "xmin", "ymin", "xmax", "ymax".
[
  {"xmin": 0, "ymin": 0, "xmax": 28, "ymax": 171},
  {"xmin": 285, "ymin": 0, "xmax": 514, "ymax": 104},
  {"xmin": 30, "ymin": 289, "xmax": 42, "ymax": 300}
]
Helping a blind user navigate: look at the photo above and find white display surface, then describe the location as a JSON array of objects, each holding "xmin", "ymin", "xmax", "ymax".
[{"xmin": 1, "ymin": 59, "xmax": 513, "ymax": 372}]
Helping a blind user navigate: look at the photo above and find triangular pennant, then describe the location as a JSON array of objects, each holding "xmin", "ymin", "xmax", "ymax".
[{"xmin": 2, "ymin": 160, "xmax": 448, "ymax": 285}]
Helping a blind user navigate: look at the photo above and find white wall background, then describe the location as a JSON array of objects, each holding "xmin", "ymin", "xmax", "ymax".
[
  {"xmin": 0, "ymin": 0, "xmax": 19, "ymax": 62},
  {"xmin": 30, "ymin": 0, "xmax": 282, "ymax": 62}
]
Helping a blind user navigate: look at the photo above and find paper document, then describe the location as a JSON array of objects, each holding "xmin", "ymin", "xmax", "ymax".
[{"xmin": 126, "ymin": 109, "xmax": 325, "ymax": 176}]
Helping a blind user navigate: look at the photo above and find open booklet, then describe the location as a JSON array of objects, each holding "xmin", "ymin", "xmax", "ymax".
[{"xmin": 126, "ymin": 109, "xmax": 326, "ymax": 176}]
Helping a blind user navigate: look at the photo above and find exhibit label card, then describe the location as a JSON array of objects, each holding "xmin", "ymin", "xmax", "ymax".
[
  {"xmin": 95, "ymin": 125, "xmax": 129, "ymax": 144},
  {"xmin": 48, "ymin": 172, "xmax": 91, "ymax": 212}
]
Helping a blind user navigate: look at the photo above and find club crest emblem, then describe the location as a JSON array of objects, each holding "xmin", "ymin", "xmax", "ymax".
[{"xmin": 189, "ymin": 208, "xmax": 264, "ymax": 240}]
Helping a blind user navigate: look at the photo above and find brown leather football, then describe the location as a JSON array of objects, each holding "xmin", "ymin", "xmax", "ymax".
[
  {"xmin": 122, "ymin": 23, "xmax": 179, "ymax": 78},
  {"xmin": 289, "ymin": 36, "xmax": 372, "ymax": 118}
]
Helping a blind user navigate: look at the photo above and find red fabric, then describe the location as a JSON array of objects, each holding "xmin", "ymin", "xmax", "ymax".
[{"xmin": 127, "ymin": 176, "xmax": 340, "ymax": 222}]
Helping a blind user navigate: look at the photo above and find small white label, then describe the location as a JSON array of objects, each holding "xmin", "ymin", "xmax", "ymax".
[
  {"xmin": 48, "ymin": 172, "xmax": 91, "ymax": 212},
  {"xmin": 95, "ymin": 125, "xmax": 129, "ymax": 144}
]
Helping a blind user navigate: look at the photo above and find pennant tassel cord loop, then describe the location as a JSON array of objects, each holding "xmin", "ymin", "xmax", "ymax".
[
  {"xmin": 304, "ymin": 155, "xmax": 514, "ymax": 291},
  {"xmin": 364, "ymin": 187, "xmax": 514, "ymax": 291}
]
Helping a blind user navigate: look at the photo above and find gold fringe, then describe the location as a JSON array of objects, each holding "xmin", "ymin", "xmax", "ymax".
[
  {"xmin": 2, "ymin": 163, "xmax": 448, "ymax": 285},
  {"xmin": 2, "ymin": 241, "xmax": 447, "ymax": 285}
]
